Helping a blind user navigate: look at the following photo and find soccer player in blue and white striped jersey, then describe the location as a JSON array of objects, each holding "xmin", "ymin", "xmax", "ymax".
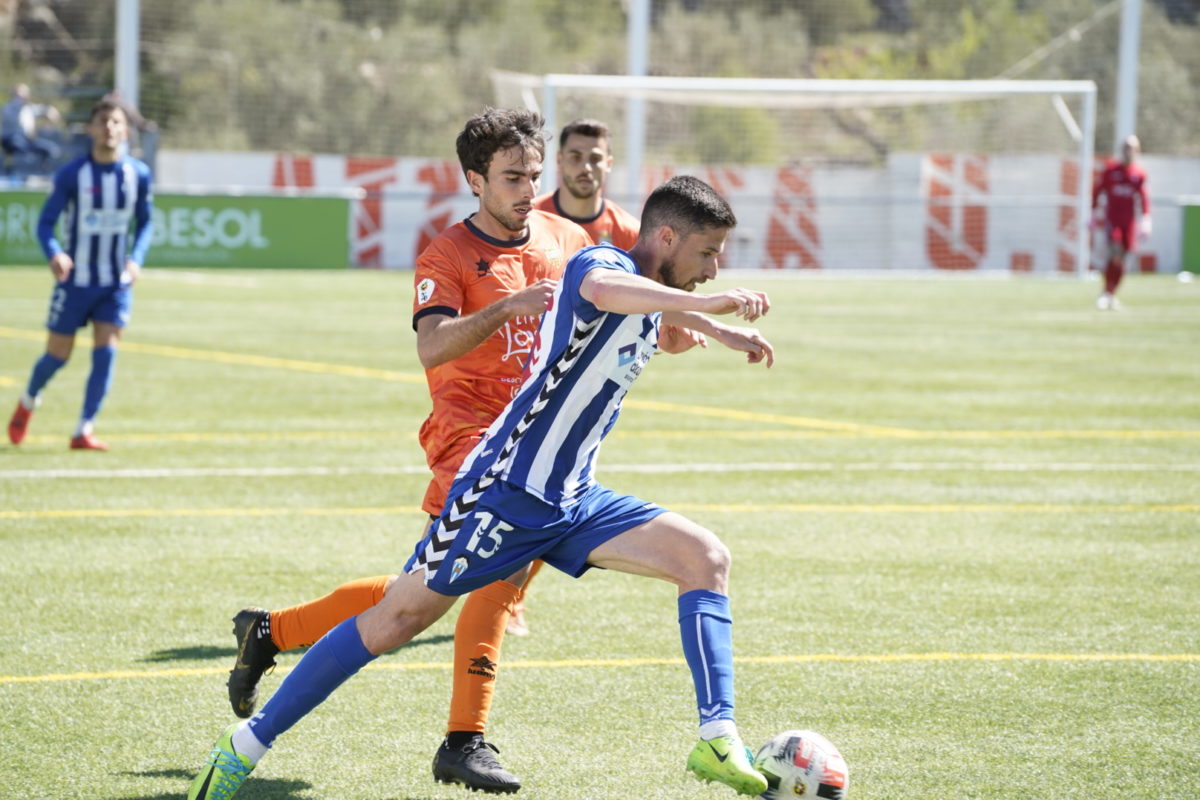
[
  {"xmin": 186, "ymin": 176, "xmax": 776, "ymax": 800},
  {"xmin": 7, "ymin": 98, "xmax": 153, "ymax": 450}
]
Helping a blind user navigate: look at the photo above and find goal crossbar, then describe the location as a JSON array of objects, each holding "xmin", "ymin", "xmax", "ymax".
[{"xmin": 493, "ymin": 72, "xmax": 1098, "ymax": 274}]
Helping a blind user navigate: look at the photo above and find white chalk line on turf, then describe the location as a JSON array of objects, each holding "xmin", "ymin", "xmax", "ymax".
[
  {"xmin": 5, "ymin": 461, "xmax": 1200, "ymax": 481},
  {"xmin": 3, "ymin": 651, "xmax": 1196, "ymax": 685},
  {"xmin": 4, "ymin": 502, "xmax": 1199, "ymax": 520},
  {"xmin": 141, "ymin": 269, "xmax": 262, "ymax": 288}
]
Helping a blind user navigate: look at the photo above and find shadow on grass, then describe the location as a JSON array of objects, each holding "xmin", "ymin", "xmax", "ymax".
[
  {"xmin": 140, "ymin": 645, "xmax": 231, "ymax": 662},
  {"xmin": 114, "ymin": 769, "xmax": 313, "ymax": 798},
  {"xmin": 141, "ymin": 634, "xmax": 454, "ymax": 663},
  {"xmin": 118, "ymin": 769, "xmax": 438, "ymax": 799}
]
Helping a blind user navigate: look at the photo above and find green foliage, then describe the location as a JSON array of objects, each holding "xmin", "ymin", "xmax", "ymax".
[
  {"xmin": 675, "ymin": 105, "xmax": 781, "ymax": 164},
  {"xmin": 4, "ymin": 1, "xmax": 1200, "ymax": 168}
]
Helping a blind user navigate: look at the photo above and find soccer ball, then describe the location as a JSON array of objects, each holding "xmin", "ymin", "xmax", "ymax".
[{"xmin": 753, "ymin": 729, "xmax": 848, "ymax": 799}]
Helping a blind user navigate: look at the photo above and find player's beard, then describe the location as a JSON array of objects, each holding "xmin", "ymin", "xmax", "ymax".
[
  {"xmin": 659, "ymin": 258, "xmax": 699, "ymax": 292},
  {"xmin": 563, "ymin": 173, "xmax": 599, "ymax": 200},
  {"xmin": 481, "ymin": 197, "xmax": 530, "ymax": 236}
]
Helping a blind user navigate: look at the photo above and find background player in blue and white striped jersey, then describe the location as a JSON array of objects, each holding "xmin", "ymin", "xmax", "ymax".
[
  {"xmin": 187, "ymin": 176, "xmax": 776, "ymax": 800},
  {"xmin": 7, "ymin": 98, "xmax": 153, "ymax": 450}
]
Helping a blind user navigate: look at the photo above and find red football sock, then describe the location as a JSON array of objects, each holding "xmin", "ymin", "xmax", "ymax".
[{"xmin": 1104, "ymin": 258, "xmax": 1124, "ymax": 294}]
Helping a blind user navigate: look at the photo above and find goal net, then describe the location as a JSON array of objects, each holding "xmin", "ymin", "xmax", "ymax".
[{"xmin": 493, "ymin": 72, "xmax": 1097, "ymax": 274}]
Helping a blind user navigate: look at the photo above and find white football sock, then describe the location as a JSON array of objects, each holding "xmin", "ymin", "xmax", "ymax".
[
  {"xmin": 700, "ymin": 719, "xmax": 738, "ymax": 740},
  {"xmin": 232, "ymin": 721, "xmax": 269, "ymax": 764}
]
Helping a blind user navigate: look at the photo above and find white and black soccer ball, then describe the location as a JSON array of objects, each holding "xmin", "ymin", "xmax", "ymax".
[{"xmin": 754, "ymin": 729, "xmax": 849, "ymax": 799}]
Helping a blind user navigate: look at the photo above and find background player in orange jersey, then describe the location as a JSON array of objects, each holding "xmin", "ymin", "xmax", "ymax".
[
  {"xmin": 1091, "ymin": 134, "xmax": 1151, "ymax": 310},
  {"xmin": 226, "ymin": 108, "xmax": 592, "ymax": 794},
  {"xmin": 534, "ymin": 118, "xmax": 639, "ymax": 252}
]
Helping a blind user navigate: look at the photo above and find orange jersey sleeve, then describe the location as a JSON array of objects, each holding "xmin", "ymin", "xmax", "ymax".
[
  {"xmin": 534, "ymin": 191, "xmax": 640, "ymax": 250},
  {"xmin": 412, "ymin": 212, "xmax": 592, "ymax": 507}
]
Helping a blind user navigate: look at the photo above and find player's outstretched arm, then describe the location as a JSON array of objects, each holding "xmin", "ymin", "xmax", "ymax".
[
  {"xmin": 663, "ymin": 310, "xmax": 773, "ymax": 367},
  {"xmin": 582, "ymin": 269, "xmax": 770, "ymax": 322},
  {"xmin": 657, "ymin": 324, "xmax": 708, "ymax": 355}
]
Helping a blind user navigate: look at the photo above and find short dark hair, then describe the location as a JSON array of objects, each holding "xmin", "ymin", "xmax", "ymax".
[
  {"xmin": 89, "ymin": 99, "xmax": 127, "ymax": 124},
  {"xmin": 559, "ymin": 118, "xmax": 610, "ymax": 148},
  {"xmin": 455, "ymin": 107, "xmax": 546, "ymax": 181},
  {"xmin": 639, "ymin": 176, "xmax": 737, "ymax": 241}
]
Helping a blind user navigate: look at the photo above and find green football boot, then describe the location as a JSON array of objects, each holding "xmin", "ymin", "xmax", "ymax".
[
  {"xmin": 686, "ymin": 735, "xmax": 769, "ymax": 796},
  {"xmin": 188, "ymin": 723, "xmax": 255, "ymax": 800}
]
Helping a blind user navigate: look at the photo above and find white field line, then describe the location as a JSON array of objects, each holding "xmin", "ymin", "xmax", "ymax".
[
  {"xmin": 140, "ymin": 269, "xmax": 263, "ymax": 288},
  {"xmin": 2, "ymin": 462, "xmax": 1200, "ymax": 480}
]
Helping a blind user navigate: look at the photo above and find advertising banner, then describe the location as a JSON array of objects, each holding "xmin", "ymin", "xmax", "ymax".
[
  {"xmin": 147, "ymin": 193, "xmax": 351, "ymax": 269},
  {"xmin": 0, "ymin": 190, "xmax": 46, "ymax": 265},
  {"xmin": 0, "ymin": 190, "xmax": 351, "ymax": 269}
]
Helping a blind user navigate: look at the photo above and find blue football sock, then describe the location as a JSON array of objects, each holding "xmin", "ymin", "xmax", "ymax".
[
  {"xmin": 81, "ymin": 346, "xmax": 116, "ymax": 422},
  {"xmin": 25, "ymin": 353, "xmax": 66, "ymax": 399},
  {"xmin": 678, "ymin": 589, "xmax": 736, "ymax": 726},
  {"xmin": 246, "ymin": 617, "xmax": 375, "ymax": 748}
]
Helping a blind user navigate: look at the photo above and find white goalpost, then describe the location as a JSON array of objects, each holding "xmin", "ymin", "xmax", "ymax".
[{"xmin": 493, "ymin": 72, "xmax": 1098, "ymax": 275}]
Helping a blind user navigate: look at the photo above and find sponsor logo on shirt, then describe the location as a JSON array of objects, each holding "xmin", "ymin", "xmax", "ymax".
[
  {"xmin": 80, "ymin": 209, "xmax": 133, "ymax": 234},
  {"xmin": 498, "ymin": 316, "xmax": 538, "ymax": 363},
  {"xmin": 615, "ymin": 339, "xmax": 653, "ymax": 383}
]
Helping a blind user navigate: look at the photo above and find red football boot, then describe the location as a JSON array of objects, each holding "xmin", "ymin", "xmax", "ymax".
[{"xmin": 8, "ymin": 402, "xmax": 32, "ymax": 445}]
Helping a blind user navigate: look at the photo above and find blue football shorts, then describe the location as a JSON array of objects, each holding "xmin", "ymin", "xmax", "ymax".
[
  {"xmin": 46, "ymin": 282, "xmax": 133, "ymax": 334},
  {"xmin": 404, "ymin": 479, "xmax": 668, "ymax": 596}
]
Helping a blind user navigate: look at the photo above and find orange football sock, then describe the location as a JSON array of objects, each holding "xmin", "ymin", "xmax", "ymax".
[
  {"xmin": 446, "ymin": 579, "xmax": 522, "ymax": 734},
  {"xmin": 270, "ymin": 574, "xmax": 394, "ymax": 651}
]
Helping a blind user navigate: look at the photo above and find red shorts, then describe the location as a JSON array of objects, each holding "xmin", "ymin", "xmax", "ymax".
[{"xmin": 1106, "ymin": 220, "xmax": 1137, "ymax": 252}]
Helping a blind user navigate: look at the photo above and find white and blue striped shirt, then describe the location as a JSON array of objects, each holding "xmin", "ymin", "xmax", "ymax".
[
  {"xmin": 37, "ymin": 154, "xmax": 153, "ymax": 288},
  {"xmin": 456, "ymin": 243, "xmax": 660, "ymax": 507}
]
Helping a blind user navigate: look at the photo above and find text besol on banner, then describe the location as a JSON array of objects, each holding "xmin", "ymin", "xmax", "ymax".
[{"xmin": 0, "ymin": 190, "xmax": 351, "ymax": 269}]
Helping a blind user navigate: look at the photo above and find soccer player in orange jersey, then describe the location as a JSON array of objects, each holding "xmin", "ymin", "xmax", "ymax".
[
  {"xmin": 224, "ymin": 108, "xmax": 592, "ymax": 794},
  {"xmin": 533, "ymin": 118, "xmax": 640, "ymax": 251},
  {"xmin": 1091, "ymin": 134, "xmax": 1151, "ymax": 310}
]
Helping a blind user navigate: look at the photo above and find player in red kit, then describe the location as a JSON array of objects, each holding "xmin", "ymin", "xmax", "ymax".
[{"xmin": 1091, "ymin": 134, "xmax": 1151, "ymax": 310}]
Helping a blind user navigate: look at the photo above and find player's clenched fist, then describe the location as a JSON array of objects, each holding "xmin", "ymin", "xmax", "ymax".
[
  {"xmin": 49, "ymin": 252, "xmax": 74, "ymax": 282},
  {"xmin": 504, "ymin": 278, "xmax": 558, "ymax": 318}
]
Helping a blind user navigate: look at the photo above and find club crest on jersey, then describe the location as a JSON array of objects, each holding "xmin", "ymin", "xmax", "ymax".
[
  {"xmin": 417, "ymin": 278, "xmax": 436, "ymax": 305},
  {"xmin": 544, "ymin": 247, "xmax": 563, "ymax": 269},
  {"xmin": 449, "ymin": 556, "xmax": 469, "ymax": 583}
]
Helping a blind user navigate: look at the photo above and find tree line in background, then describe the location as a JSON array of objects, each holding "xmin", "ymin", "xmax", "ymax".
[{"xmin": 1, "ymin": 0, "xmax": 1198, "ymax": 161}]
